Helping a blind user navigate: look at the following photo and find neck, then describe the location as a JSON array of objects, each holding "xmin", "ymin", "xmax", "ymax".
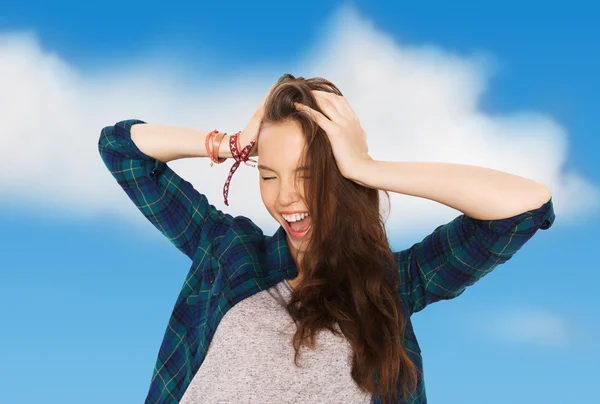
[{"xmin": 288, "ymin": 240, "xmax": 305, "ymax": 280}]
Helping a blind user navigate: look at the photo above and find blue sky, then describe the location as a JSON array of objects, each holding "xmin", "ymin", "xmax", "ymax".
[{"xmin": 0, "ymin": 1, "xmax": 598, "ymax": 403}]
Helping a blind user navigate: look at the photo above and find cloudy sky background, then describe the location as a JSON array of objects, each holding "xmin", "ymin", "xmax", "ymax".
[{"xmin": 1, "ymin": 1, "xmax": 598, "ymax": 403}]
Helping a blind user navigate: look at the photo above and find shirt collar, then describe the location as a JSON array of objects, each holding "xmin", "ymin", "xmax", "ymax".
[{"xmin": 266, "ymin": 224, "xmax": 299, "ymax": 279}]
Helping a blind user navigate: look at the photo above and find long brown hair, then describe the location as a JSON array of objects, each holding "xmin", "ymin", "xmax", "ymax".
[{"xmin": 257, "ymin": 73, "xmax": 419, "ymax": 403}]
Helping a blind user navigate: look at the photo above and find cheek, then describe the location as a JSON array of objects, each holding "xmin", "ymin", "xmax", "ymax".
[{"xmin": 259, "ymin": 183, "xmax": 277, "ymax": 209}]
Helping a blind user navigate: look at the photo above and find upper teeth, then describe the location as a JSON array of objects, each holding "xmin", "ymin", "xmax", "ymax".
[{"xmin": 282, "ymin": 212, "xmax": 310, "ymax": 222}]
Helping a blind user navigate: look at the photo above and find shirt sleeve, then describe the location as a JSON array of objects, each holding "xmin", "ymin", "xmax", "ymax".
[
  {"xmin": 97, "ymin": 119, "xmax": 230, "ymax": 261},
  {"xmin": 394, "ymin": 196, "xmax": 555, "ymax": 315}
]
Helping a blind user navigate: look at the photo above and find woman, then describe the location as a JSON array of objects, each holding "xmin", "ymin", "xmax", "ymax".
[{"xmin": 98, "ymin": 74, "xmax": 555, "ymax": 404}]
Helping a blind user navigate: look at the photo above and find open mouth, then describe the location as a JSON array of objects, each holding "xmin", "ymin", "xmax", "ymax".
[{"xmin": 283, "ymin": 215, "xmax": 312, "ymax": 238}]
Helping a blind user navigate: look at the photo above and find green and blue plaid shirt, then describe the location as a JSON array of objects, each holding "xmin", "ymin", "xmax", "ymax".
[{"xmin": 98, "ymin": 119, "xmax": 556, "ymax": 403}]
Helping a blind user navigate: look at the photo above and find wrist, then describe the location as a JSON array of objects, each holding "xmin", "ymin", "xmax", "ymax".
[
  {"xmin": 216, "ymin": 133, "xmax": 231, "ymax": 159},
  {"xmin": 214, "ymin": 131, "xmax": 257, "ymax": 160},
  {"xmin": 238, "ymin": 132, "xmax": 258, "ymax": 158},
  {"xmin": 347, "ymin": 158, "xmax": 375, "ymax": 187}
]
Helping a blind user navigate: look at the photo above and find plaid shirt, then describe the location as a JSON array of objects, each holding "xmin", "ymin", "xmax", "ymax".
[{"xmin": 98, "ymin": 119, "xmax": 556, "ymax": 403}]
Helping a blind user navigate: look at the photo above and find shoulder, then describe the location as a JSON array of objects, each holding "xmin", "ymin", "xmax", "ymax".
[{"xmin": 210, "ymin": 215, "xmax": 265, "ymax": 260}]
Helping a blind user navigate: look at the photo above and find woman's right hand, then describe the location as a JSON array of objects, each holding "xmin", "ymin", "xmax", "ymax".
[{"xmin": 239, "ymin": 84, "xmax": 275, "ymax": 157}]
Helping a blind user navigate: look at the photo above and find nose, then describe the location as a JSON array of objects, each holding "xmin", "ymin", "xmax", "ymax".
[{"xmin": 278, "ymin": 177, "xmax": 303, "ymax": 206}]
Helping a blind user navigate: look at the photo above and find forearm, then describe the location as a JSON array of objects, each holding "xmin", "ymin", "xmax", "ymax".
[
  {"xmin": 350, "ymin": 160, "xmax": 552, "ymax": 220},
  {"xmin": 130, "ymin": 123, "xmax": 254, "ymax": 164}
]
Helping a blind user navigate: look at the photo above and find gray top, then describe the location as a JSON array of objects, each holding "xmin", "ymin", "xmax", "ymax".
[{"xmin": 179, "ymin": 279, "xmax": 373, "ymax": 404}]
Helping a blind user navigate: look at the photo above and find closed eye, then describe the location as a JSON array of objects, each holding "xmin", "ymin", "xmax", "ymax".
[{"xmin": 261, "ymin": 177, "xmax": 312, "ymax": 181}]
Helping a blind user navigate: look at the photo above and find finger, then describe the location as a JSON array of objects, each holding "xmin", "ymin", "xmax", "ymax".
[
  {"xmin": 330, "ymin": 93, "xmax": 357, "ymax": 121},
  {"xmin": 295, "ymin": 103, "xmax": 338, "ymax": 134},
  {"xmin": 314, "ymin": 90, "xmax": 355, "ymax": 121},
  {"xmin": 312, "ymin": 91, "xmax": 347, "ymax": 123},
  {"xmin": 337, "ymin": 95, "xmax": 358, "ymax": 120}
]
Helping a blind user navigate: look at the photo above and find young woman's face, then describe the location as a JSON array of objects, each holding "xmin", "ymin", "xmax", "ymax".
[{"xmin": 257, "ymin": 120, "xmax": 312, "ymax": 255}]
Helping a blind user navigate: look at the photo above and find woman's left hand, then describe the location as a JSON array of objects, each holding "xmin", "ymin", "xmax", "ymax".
[{"xmin": 294, "ymin": 91, "xmax": 372, "ymax": 180}]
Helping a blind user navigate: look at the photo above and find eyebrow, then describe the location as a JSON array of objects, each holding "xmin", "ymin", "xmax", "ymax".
[{"xmin": 257, "ymin": 164, "xmax": 309, "ymax": 172}]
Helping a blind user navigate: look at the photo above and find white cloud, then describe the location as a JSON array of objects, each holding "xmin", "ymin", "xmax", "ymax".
[
  {"xmin": 478, "ymin": 307, "xmax": 571, "ymax": 348},
  {"xmin": 0, "ymin": 4, "xmax": 595, "ymax": 240}
]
